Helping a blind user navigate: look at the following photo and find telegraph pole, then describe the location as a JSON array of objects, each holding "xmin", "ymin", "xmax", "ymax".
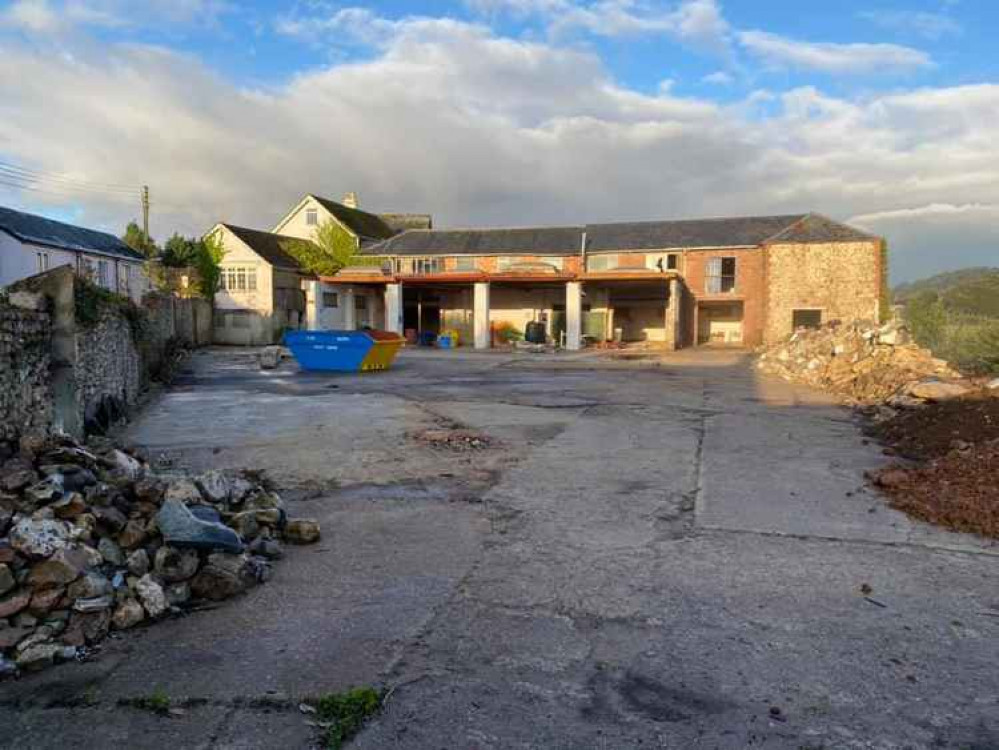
[{"xmin": 141, "ymin": 185, "xmax": 150, "ymax": 253}]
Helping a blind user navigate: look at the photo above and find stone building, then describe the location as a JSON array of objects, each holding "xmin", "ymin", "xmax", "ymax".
[{"xmin": 329, "ymin": 212, "xmax": 885, "ymax": 350}]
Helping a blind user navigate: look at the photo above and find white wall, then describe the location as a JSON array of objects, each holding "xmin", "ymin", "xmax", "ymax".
[
  {"xmin": 273, "ymin": 196, "xmax": 356, "ymax": 247},
  {"xmin": 0, "ymin": 232, "xmax": 147, "ymax": 303},
  {"xmin": 312, "ymin": 282, "xmax": 384, "ymax": 330}
]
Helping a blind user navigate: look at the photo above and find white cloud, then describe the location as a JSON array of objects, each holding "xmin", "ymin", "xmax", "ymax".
[
  {"xmin": 860, "ymin": 10, "xmax": 961, "ymax": 40},
  {"xmin": 0, "ymin": 15, "xmax": 995, "ymax": 282},
  {"xmin": 739, "ymin": 30, "xmax": 932, "ymax": 74},
  {"xmin": 0, "ymin": 0, "xmax": 231, "ymax": 34},
  {"xmin": 702, "ymin": 70, "xmax": 733, "ymax": 85}
]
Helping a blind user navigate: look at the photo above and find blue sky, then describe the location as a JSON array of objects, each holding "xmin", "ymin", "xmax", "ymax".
[{"xmin": 0, "ymin": 0, "xmax": 997, "ymax": 281}]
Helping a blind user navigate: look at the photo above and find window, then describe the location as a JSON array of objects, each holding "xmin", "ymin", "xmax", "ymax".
[
  {"xmin": 305, "ymin": 208, "xmax": 318, "ymax": 226},
  {"xmin": 119, "ymin": 264, "xmax": 131, "ymax": 293},
  {"xmin": 455, "ymin": 256, "xmax": 477, "ymax": 272},
  {"xmin": 355, "ymin": 295, "xmax": 368, "ymax": 311},
  {"xmin": 214, "ymin": 312, "xmax": 226, "ymax": 328},
  {"xmin": 666, "ymin": 254, "xmax": 678, "ymax": 270},
  {"xmin": 587, "ymin": 255, "xmax": 613, "ymax": 272},
  {"xmin": 221, "ymin": 267, "xmax": 256, "ymax": 292},
  {"xmin": 323, "ymin": 292, "xmax": 339, "ymax": 308},
  {"xmin": 792, "ymin": 309, "xmax": 823, "ymax": 330},
  {"xmin": 97, "ymin": 260, "xmax": 110, "ymax": 288},
  {"xmin": 231, "ymin": 312, "xmax": 251, "ymax": 329},
  {"xmin": 706, "ymin": 257, "xmax": 736, "ymax": 294},
  {"xmin": 36, "ymin": 252, "xmax": 50, "ymax": 273}
]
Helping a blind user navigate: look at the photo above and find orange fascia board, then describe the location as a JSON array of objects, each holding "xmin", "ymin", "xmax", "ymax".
[{"xmin": 580, "ymin": 271, "xmax": 678, "ymax": 282}]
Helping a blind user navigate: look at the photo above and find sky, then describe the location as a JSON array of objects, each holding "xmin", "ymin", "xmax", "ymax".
[{"xmin": 0, "ymin": 0, "xmax": 996, "ymax": 283}]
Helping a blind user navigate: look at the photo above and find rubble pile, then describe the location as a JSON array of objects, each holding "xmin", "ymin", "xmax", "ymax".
[
  {"xmin": 0, "ymin": 434, "xmax": 320, "ymax": 678},
  {"xmin": 414, "ymin": 429, "xmax": 493, "ymax": 452},
  {"xmin": 757, "ymin": 320, "xmax": 965, "ymax": 403}
]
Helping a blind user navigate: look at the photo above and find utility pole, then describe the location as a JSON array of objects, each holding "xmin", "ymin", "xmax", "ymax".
[{"xmin": 141, "ymin": 185, "xmax": 150, "ymax": 254}]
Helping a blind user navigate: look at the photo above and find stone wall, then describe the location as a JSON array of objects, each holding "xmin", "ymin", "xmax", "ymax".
[
  {"xmin": 75, "ymin": 312, "xmax": 143, "ymax": 435},
  {"xmin": 0, "ymin": 292, "xmax": 52, "ymax": 441},
  {"xmin": 763, "ymin": 240, "xmax": 883, "ymax": 345},
  {"xmin": 3, "ymin": 268, "xmax": 211, "ymax": 442}
]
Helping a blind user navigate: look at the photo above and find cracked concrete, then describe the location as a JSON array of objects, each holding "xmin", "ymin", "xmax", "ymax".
[{"xmin": 2, "ymin": 346, "xmax": 997, "ymax": 749}]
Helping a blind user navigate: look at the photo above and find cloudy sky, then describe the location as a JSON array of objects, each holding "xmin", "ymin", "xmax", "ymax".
[{"xmin": 0, "ymin": 0, "xmax": 996, "ymax": 282}]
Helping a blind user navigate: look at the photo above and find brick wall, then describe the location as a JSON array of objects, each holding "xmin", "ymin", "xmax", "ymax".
[
  {"xmin": 763, "ymin": 240, "xmax": 882, "ymax": 344},
  {"xmin": 682, "ymin": 248, "xmax": 766, "ymax": 346}
]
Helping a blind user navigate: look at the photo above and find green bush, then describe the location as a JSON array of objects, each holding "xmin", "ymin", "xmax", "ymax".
[{"xmin": 905, "ymin": 292, "xmax": 999, "ymax": 375}]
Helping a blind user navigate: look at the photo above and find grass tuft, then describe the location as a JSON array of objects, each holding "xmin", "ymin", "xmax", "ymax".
[{"xmin": 311, "ymin": 686, "xmax": 384, "ymax": 749}]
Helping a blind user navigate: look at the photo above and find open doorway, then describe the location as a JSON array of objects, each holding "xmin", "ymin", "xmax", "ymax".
[{"xmin": 697, "ymin": 301, "xmax": 744, "ymax": 345}]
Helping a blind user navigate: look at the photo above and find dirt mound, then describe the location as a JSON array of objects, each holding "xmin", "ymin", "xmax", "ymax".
[
  {"xmin": 757, "ymin": 319, "xmax": 961, "ymax": 403},
  {"xmin": 866, "ymin": 394, "xmax": 999, "ymax": 461},
  {"xmin": 867, "ymin": 394, "xmax": 999, "ymax": 539}
]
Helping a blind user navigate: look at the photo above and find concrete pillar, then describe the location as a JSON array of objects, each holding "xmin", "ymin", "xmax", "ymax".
[
  {"xmin": 664, "ymin": 278, "xmax": 679, "ymax": 351},
  {"xmin": 566, "ymin": 281, "xmax": 582, "ymax": 351},
  {"xmin": 304, "ymin": 280, "xmax": 321, "ymax": 329},
  {"xmin": 344, "ymin": 286, "xmax": 356, "ymax": 330},
  {"xmin": 473, "ymin": 282, "xmax": 491, "ymax": 349},
  {"xmin": 384, "ymin": 283, "xmax": 402, "ymax": 333}
]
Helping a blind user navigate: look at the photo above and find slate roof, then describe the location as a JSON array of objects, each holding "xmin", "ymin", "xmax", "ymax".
[
  {"xmin": 379, "ymin": 213, "xmax": 434, "ymax": 233},
  {"xmin": 222, "ymin": 224, "xmax": 314, "ymax": 272},
  {"xmin": 310, "ymin": 195, "xmax": 396, "ymax": 241},
  {"xmin": 0, "ymin": 205, "xmax": 143, "ymax": 260},
  {"xmin": 365, "ymin": 213, "xmax": 878, "ymax": 257},
  {"xmin": 365, "ymin": 226, "xmax": 583, "ymax": 256}
]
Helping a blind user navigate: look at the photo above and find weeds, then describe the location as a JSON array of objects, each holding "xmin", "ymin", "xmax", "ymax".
[
  {"xmin": 120, "ymin": 687, "xmax": 172, "ymax": 715},
  {"xmin": 308, "ymin": 686, "xmax": 384, "ymax": 749}
]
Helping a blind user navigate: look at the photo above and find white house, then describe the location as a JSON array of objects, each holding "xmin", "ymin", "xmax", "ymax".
[{"xmin": 0, "ymin": 205, "xmax": 148, "ymax": 302}]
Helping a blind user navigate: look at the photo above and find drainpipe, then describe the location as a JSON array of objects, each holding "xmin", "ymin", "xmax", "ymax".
[{"xmin": 580, "ymin": 230, "xmax": 587, "ymax": 271}]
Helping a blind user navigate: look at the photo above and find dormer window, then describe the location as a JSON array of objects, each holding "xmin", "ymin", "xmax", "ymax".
[{"xmin": 306, "ymin": 208, "xmax": 318, "ymax": 226}]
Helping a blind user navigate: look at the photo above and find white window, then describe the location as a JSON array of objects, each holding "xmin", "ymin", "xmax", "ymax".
[
  {"xmin": 306, "ymin": 208, "xmax": 318, "ymax": 226},
  {"xmin": 706, "ymin": 257, "xmax": 737, "ymax": 294},
  {"xmin": 221, "ymin": 267, "xmax": 256, "ymax": 293},
  {"xmin": 36, "ymin": 252, "xmax": 50, "ymax": 273},
  {"xmin": 119, "ymin": 264, "xmax": 131, "ymax": 293},
  {"xmin": 97, "ymin": 260, "xmax": 110, "ymax": 288},
  {"xmin": 323, "ymin": 292, "xmax": 339, "ymax": 308}
]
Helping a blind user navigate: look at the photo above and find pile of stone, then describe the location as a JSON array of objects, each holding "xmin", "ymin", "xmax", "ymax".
[
  {"xmin": 757, "ymin": 320, "xmax": 968, "ymax": 404},
  {"xmin": 415, "ymin": 429, "xmax": 493, "ymax": 452},
  {"xmin": 0, "ymin": 434, "xmax": 320, "ymax": 678}
]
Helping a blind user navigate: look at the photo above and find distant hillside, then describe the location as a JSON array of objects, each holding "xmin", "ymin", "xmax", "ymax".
[{"xmin": 894, "ymin": 267, "xmax": 999, "ymax": 318}]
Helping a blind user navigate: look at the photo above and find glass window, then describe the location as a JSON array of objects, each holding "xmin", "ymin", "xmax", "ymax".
[
  {"xmin": 455, "ymin": 257, "xmax": 477, "ymax": 272},
  {"xmin": 305, "ymin": 208, "xmax": 318, "ymax": 226},
  {"xmin": 36, "ymin": 252, "xmax": 49, "ymax": 273},
  {"xmin": 97, "ymin": 260, "xmax": 109, "ymax": 288},
  {"xmin": 323, "ymin": 292, "xmax": 339, "ymax": 308},
  {"xmin": 792, "ymin": 309, "xmax": 823, "ymax": 330},
  {"xmin": 666, "ymin": 254, "xmax": 678, "ymax": 270},
  {"xmin": 706, "ymin": 257, "xmax": 736, "ymax": 293},
  {"xmin": 236, "ymin": 268, "xmax": 246, "ymax": 291},
  {"xmin": 246, "ymin": 269, "xmax": 256, "ymax": 291},
  {"xmin": 587, "ymin": 255, "xmax": 612, "ymax": 272},
  {"xmin": 355, "ymin": 295, "xmax": 368, "ymax": 310}
]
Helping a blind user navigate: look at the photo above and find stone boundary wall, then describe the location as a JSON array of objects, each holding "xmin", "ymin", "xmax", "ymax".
[
  {"xmin": 0, "ymin": 293, "xmax": 53, "ymax": 441},
  {"xmin": 2, "ymin": 266, "xmax": 212, "ymax": 442}
]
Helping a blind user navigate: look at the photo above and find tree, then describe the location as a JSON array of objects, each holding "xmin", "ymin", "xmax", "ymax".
[
  {"xmin": 277, "ymin": 219, "xmax": 384, "ymax": 276},
  {"xmin": 315, "ymin": 219, "xmax": 360, "ymax": 272},
  {"xmin": 122, "ymin": 221, "xmax": 157, "ymax": 258},
  {"xmin": 195, "ymin": 233, "xmax": 225, "ymax": 300},
  {"xmin": 161, "ymin": 233, "xmax": 199, "ymax": 268}
]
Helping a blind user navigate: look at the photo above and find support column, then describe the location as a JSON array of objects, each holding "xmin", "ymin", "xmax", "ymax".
[
  {"xmin": 343, "ymin": 286, "xmax": 356, "ymax": 330},
  {"xmin": 384, "ymin": 283, "xmax": 402, "ymax": 334},
  {"xmin": 566, "ymin": 281, "xmax": 582, "ymax": 351},
  {"xmin": 304, "ymin": 280, "xmax": 321, "ymax": 329},
  {"xmin": 473, "ymin": 282, "xmax": 491, "ymax": 349},
  {"xmin": 664, "ymin": 278, "xmax": 679, "ymax": 351}
]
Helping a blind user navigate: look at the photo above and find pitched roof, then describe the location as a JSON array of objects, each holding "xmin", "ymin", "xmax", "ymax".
[
  {"xmin": 0, "ymin": 205, "xmax": 144, "ymax": 260},
  {"xmin": 379, "ymin": 213, "xmax": 433, "ymax": 233},
  {"xmin": 365, "ymin": 212, "xmax": 878, "ymax": 257},
  {"xmin": 222, "ymin": 224, "xmax": 313, "ymax": 272},
  {"xmin": 764, "ymin": 213, "xmax": 878, "ymax": 244},
  {"xmin": 310, "ymin": 195, "xmax": 396, "ymax": 241},
  {"xmin": 366, "ymin": 226, "xmax": 583, "ymax": 256},
  {"xmin": 584, "ymin": 214, "xmax": 809, "ymax": 251}
]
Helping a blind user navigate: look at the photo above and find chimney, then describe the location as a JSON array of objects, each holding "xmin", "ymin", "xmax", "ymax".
[{"xmin": 343, "ymin": 191, "xmax": 358, "ymax": 209}]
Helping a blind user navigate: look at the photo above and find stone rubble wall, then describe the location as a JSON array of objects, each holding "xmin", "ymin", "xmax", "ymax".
[
  {"xmin": 2, "ymin": 269, "xmax": 214, "ymax": 442},
  {"xmin": 0, "ymin": 293, "xmax": 53, "ymax": 441}
]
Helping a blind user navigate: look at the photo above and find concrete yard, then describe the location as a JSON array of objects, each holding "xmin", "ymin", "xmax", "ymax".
[{"xmin": 2, "ymin": 347, "xmax": 997, "ymax": 749}]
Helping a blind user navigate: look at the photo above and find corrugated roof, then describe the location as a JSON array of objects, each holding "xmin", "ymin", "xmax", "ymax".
[
  {"xmin": 222, "ymin": 224, "xmax": 313, "ymax": 271},
  {"xmin": 0, "ymin": 205, "xmax": 144, "ymax": 260},
  {"xmin": 364, "ymin": 212, "xmax": 878, "ymax": 257},
  {"xmin": 311, "ymin": 195, "xmax": 396, "ymax": 241}
]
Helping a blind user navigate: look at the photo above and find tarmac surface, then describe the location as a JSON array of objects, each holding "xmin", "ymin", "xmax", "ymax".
[{"xmin": 2, "ymin": 346, "xmax": 997, "ymax": 749}]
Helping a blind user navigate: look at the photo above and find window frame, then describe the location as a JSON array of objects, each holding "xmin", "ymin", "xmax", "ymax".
[
  {"xmin": 305, "ymin": 208, "xmax": 318, "ymax": 226},
  {"xmin": 706, "ymin": 256, "xmax": 737, "ymax": 294},
  {"xmin": 792, "ymin": 308, "xmax": 824, "ymax": 330},
  {"xmin": 322, "ymin": 292, "xmax": 339, "ymax": 309}
]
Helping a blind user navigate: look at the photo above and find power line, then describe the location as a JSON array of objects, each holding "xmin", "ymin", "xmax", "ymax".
[
  {"xmin": 0, "ymin": 176, "xmax": 142, "ymax": 203},
  {"xmin": 0, "ymin": 161, "xmax": 139, "ymax": 193},
  {"xmin": 0, "ymin": 168, "xmax": 141, "ymax": 198}
]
